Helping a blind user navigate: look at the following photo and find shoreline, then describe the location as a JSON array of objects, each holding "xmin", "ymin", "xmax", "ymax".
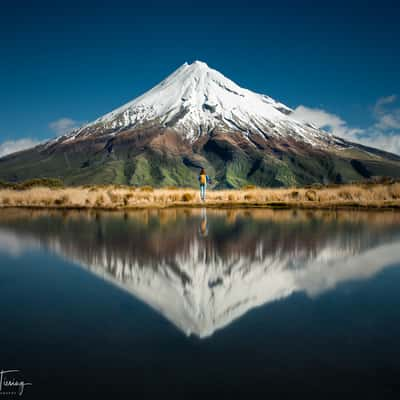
[
  {"xmin": 0, "ymin": 183, "xmax": 400, "ymax": 211},
  {"xmin": 0, "ymin": 201, "xmax": 400, "ymax": 211}
]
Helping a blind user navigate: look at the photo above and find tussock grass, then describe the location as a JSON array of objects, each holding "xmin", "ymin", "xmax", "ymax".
[
  {"xmin": 0, "ymin": 182, "xmax": 399, "ymax": 209},
  {"xmin": 182, "ymin": 192, "xmax": 195, "ymax": 202}
]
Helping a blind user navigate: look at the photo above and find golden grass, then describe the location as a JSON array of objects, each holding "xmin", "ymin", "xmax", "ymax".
[{"xmin": 0, "ymin": 183, "xmax": 399, "ymax": 210}]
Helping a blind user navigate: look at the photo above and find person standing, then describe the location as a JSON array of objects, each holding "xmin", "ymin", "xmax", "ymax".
[{"xmin": 198, "ymin": 168, "xmax": 210, "ymax": 201}]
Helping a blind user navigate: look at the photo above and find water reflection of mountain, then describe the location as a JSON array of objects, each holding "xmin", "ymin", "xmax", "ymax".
[{"xmin": 1, "ymin": 208, "xmax": 400, "ymax": 338}]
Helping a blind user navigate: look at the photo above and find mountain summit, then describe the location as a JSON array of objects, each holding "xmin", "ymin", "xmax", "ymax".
[
  {"xmin": 1, "ymin": 61, "xmax": 400, "ymax": 186},
  {"xmin": 58, "ymin": 60, "xmax": 329, "ymax": 146}
]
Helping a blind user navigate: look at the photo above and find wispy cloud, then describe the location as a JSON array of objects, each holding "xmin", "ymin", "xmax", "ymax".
[
  {"xmin": 0, "ymin": 138, "xmax": 41, "ymax": 158},
  {"xmin": 373, "ymin": 95, "xmax": 400, "ymax": 131},
  {"xmin": 292, "ymin": 95, "xmax": 400, "ymax": 155},
  {"xmin": 49, "ymin": 117, "xmax": 80, "ymax": 136},
  {"xmin": 0, "ymin": 116, "xmax": 80, "ymax": 158}
]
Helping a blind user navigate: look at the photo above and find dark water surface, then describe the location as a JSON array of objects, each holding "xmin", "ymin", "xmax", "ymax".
[{"xmin": 1, "ymin": 208, "xmax": 400, "ymax": 398}]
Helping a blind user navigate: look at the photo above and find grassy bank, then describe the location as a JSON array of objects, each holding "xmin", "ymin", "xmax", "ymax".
[{"xmin": 0, "ymin": 182, "xmax": 400, "ymax": 210}]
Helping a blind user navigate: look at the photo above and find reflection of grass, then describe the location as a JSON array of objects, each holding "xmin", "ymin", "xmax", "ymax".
[
  {"xmin": 0, "ymin": 183, "xmax": 400, "ymax": 209},
  {"xmin": 2, "ymin": 207, "xmax": 400, "ymax": 228}
]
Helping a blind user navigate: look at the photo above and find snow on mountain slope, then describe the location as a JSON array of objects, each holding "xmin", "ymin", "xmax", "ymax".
[{"xmin": 61, "ymin": 61, "xmax": 333, "ymax": 146}]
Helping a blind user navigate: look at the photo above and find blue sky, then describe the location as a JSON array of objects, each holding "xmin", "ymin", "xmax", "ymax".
[{"xmin": 1, "ymin": 0, "xmax": 400, "ymax": 155}]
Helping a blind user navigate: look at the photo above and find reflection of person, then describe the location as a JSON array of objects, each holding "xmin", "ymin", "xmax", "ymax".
[
  {"xmin": 198, "ymin": 208, "xmax": 208, "ymax": 237},
  {"xmin": 198, "ymin": 168, "xmax": 211, "ymax": 201}
]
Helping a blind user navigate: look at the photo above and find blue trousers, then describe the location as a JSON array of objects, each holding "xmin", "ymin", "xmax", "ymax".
[{"xmin": 200, "ymin": 184, "xmax": 206, "ymax": 200}]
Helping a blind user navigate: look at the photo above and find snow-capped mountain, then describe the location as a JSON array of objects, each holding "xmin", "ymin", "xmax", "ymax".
[
  {"xmin": 59, "ymin": 61, "xmax": 332, "ymax": 147},
  {"xmin": 1, "ymin": 61, "xmax": 400, "ymax": 186}
]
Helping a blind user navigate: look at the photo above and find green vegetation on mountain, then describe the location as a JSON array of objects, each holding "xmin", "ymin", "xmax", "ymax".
[{"xmin": 1, "ymin": 129, "xmax": 400, "ymax": 188}]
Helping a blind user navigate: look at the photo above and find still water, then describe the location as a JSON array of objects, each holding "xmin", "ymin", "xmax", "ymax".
[{"xmin": 1, "ymin": 208, "xmax": 400, "ymax": 398}]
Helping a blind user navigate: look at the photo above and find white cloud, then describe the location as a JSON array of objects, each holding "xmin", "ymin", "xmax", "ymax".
[
  {"xmin": 292, "ymin": 96, "xmax": 400, "ymax": 155},
  {"xmin": 49, "ymin": 117, "xmax": 79, "ymax": 136},
  {"xmin": 358, "ymin": 134, "xmax": 400, "ymax": 156},
  {"xmin": 0, "ymin": 116, "xmax": 80, "ymax": 158},
  {"xmin": 0, "ymin": 138, "xmax": 41, "ymax": 158},
  {"xmin": 291, "ymin": 105, "xmax": 363, "ymax": 138}
]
